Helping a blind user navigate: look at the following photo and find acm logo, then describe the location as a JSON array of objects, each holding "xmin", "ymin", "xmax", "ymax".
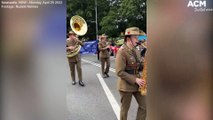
[{"xmin": 187, "ymin": 0, "xmax": 207, "ymax": 7}]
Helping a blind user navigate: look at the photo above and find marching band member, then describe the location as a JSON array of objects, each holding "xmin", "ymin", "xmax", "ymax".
[
  {"xmin": 66, "ymin": 31, "xmax": 85, "ymax": 86},
  {"xmin": 99, "ymin": 34, "xmax": 111, "ymax": 78},
  {"xmin": 116, "ymin": 27, "xmax": 146, "ymax": 120}
]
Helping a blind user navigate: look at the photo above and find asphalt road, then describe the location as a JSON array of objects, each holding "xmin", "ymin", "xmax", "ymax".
[{"xmin": 67, "ymin": 54, "xmax": 139, "ymax": 120}]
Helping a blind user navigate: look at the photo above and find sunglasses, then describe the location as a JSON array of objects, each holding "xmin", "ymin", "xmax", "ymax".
[{"xmin": 138, "ymin": 36, "xmax": 147, "ymax": 41}]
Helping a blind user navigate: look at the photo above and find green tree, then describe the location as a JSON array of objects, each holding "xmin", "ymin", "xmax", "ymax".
[
  {"xmin": 100, "ymin": 9, "xmax": 119, "ymax": 38},
  {"xmin": 100, "ymin": 0, "xmax": 146, "ymax": 39},
  {"xmin": 67, "ymin": 0, "xmax": 110, "ymax": 40},
  {"xmin": 67, "ymin": 0, "xmax": 146, "ymax": 40},
  {"xmin": 118, "ymin": 0, "xmax": 146, "ymax": 32}
]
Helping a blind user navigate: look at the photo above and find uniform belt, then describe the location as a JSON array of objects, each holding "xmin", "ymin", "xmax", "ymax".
[{"xmin": 125, "ymin": 69, "xmax": 138, "ymax": 75}]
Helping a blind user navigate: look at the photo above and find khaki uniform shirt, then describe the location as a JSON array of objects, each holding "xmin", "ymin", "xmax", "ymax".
[
  {"xmin": 98, "ymin": 41, "xmax": 110, "ymax": 58},
  {"xmin": 66, "ymin": 38, "xmax": 84, "ymax": 62},
  {"xmin": 116, "ymin": 44, "xmax": 142, "ymax": 92}
]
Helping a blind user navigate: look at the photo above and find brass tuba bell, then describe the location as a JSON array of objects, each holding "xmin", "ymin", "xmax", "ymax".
[
  {"xmin": 70, "ymin": 15, "xmax": 88, "ymax": 36},
  {"xmin": 67, "ymin": 15, "xmax": 87, "ymax": 58}
]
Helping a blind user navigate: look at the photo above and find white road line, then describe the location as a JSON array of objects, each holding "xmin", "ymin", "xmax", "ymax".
[
  {"xmin": 82, "ymin": 59, "xmax": 116, "ymax": 73},
  {"xmin": 110, "ymin": 56, "xmax": 116, "ymax": 60},
  {"xmin": 96, "ymin": 73, "xmax": 120, "ymax": 120},
  {"xmin": 92, "ymin": 54, "xmax": 97, "ymax": 56},
  {"xmin": 91, "ymin": 54, "xmax": 116, "ymax": 60}
]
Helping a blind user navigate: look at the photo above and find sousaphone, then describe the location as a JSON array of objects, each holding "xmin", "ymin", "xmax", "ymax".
[
  {"xmin": 70, "ymin": 15, "xmax": 88, "ymax": 36},
  {"xmin": 67, "ymin": 15, "xmax": 87, "ymax": 58}
]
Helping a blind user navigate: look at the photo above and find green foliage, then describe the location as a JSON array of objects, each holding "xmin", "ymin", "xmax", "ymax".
[
  {"xmin": 119, "ymin": 0, "xmax": 146, "ymax": 28},
  {"xmin": 100, "ymin": 9, "xmax": 119, "ymax": 38},
  {"xmin": 67, "ymin": 0, "xmax": 146, "ymax": 40}
]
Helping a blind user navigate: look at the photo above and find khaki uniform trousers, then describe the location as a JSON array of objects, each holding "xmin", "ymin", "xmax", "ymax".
[
  {"xmin": 100, "ymin": 57, "xmax": 110, "ymax": 75},
  {"xmin": 68, "ymin": 60, "xmax": 82, "ymax": 82},
  {"xmin": 119, "ymin": 91, "xmax": 146, "ymax": 120}
]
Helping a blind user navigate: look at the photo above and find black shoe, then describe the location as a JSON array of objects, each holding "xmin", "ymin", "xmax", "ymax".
[
  {"xmin": 105, "ymin": 72, "xmax": 109, "ymax": 77},
  {"xmin": 103, "ymin": 74, "xmax": 107, "ymax": 78},
  {"xmin": 79, "ymin": 81, "xmax": 85, "ymax": 87},
  {"xmin": 72, "ymin": 81, "xmax": 76, "ymax": 85}
]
